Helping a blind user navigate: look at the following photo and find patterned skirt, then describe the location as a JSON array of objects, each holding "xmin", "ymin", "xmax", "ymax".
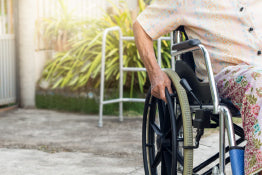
[{"xmin": 215, "ymin": 64, "xmax": 262, "ymax": 175}]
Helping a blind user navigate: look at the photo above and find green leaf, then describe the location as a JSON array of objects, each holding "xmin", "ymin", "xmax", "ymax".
[{"xmin": 38, "ymin": 0, "xmax": 171, "ymax": 95}]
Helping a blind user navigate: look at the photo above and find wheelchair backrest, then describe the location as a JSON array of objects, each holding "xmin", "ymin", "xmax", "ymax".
[
  {"xmin": 173, "ymin": 26, "xmax": 196, "ymax": 72},
  {"xmin": 173, "ymin": 26, "xmax": 212, "ymax": 105}
]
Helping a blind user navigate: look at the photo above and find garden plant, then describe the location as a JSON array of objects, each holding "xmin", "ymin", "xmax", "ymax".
[{"xmin": 37, "ymin": 0, "xmax": 171, "ymax": 114}]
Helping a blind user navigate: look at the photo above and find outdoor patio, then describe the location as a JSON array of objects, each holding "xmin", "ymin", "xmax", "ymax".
[
  {"xmin": 0, "ymin": 108, "xmax": 143, "ymax": 175},
  {"xmin": 0, "ymin": 108, "xmax": 234, "ymax": 175}
]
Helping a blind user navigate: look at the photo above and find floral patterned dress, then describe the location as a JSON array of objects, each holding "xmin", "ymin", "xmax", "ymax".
[{"xmin": 215, "ymin": 64, "xmax": 262, "ymax": 175}]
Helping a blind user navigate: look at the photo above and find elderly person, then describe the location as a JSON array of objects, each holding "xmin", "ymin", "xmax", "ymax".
[{"xmin": 133, "ymin": 0, "xmax": 262, "ymax": 174}]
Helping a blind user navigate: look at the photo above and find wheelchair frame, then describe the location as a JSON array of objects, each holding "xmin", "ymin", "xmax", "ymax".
[
  {"xmin": 172, "ymin": 34, "xmax": 235, "ymax": 174},
  {"xmin": 142, "ymin": 29, "xmax": 246, "ymax": 175}
]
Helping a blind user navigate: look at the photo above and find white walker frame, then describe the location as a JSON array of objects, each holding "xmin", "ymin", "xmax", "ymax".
[{"xmin": 99, "ymin": 26, "xmax": 174, "ymax": 127}]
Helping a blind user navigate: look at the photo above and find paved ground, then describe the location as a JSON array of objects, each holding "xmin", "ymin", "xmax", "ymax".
[{"xmin": 0, "ymin": 108, "xmax": 238, "ymax": 175}]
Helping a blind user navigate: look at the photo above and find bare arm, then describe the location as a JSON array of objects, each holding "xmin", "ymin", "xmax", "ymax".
[{"xmin": 133, "ymin": 21, "xmax": 172, "ymax": 102}]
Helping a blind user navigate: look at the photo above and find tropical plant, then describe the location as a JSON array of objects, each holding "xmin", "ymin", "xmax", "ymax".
[{"xmin": 39, "ymin": 0, "xmax": 171, "ymax": 96}]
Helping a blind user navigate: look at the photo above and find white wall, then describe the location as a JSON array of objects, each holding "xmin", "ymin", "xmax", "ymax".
[
  {"xmin": 17, "ymin": 0, "xmax": 37, "ymax": 107},
  {"xmin": 127, "ymin": 0, "xmax": 138, "ymax": 10},
  {"xmin": 37, "ymin": 0, "xmax": 121, "ymax": 19}
]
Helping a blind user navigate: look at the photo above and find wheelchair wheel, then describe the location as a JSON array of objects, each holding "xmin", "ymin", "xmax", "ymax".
[{"xmin": 142, "ymin": 70, "xmax": 193, "ymax": 175}]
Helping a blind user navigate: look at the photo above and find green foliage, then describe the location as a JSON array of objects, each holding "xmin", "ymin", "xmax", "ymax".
[
  {"xmin": 39, "ymin": 0, "xmax": 171, "ymax": 96},
  {"xmin": 36, "ymin": 93, "xmax": 99, "ymax": 114},
  {"xmin": 35, "ymin": 90, "xmax": 144, "ymax": 116}
]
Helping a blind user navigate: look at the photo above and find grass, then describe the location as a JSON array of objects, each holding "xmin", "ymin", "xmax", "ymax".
[{"xmin": 35, "ymin": 89, "xmax": 146, "ymax": 116}]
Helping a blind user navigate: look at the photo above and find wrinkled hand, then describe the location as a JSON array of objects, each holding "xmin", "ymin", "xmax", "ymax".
[{"xmin": 149, "ymin": 69, "xmax": 173, "ymax": 103}]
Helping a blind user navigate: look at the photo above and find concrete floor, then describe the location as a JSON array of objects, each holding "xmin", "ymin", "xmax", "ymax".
[{"xmin": 0, "ymin": 108, "xmax": 236, "ymax": 175}]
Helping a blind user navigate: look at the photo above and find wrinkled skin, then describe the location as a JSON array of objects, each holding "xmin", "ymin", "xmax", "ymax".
[{"xmin": 133, "ymin": 21, "xmax": 172, "ymax": 102}]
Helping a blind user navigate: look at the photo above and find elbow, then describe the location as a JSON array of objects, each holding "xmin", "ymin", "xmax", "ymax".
[{"xmin": 133, "ymin": 20, "xmax": 150, "ymax": 40}]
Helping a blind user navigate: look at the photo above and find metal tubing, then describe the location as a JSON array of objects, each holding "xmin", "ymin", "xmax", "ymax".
[
  {"xmin": 220, "ymin": 106, "xmax": 236, "ymax": 147},
  {"xmin": 121, "ymin": 98, "xmax": 145, "ymax": 102},
  {"xmin": 119, "ymin": 28, "xmax": 123, "ymax": 122},
  {"xmin": 0, "ymin": 36, "xmax": 2, "ymax": 101},
  {"xmin": 121, "ymin": 36, "xmax": 170, "ymax": 41},
  {"xmin": 175, "ymin": 30, "xmax": 181, "ymax": 61},
  {"xmin": 122, "ymin": 67, "xmax": 146, "ymax": 71},
  {"xmin": 99, "ymin": 26, "xmax": 122, "ymax": 127},
  {"xmin": 170, "ymin": 32, "xmax": 175, "ymax": 71},
  {"xmin": 3, "ymin": 36, "xmax": 6, "ymax": 100},
  {"xmin": 99, "ymin": 27, "xmax": 173, "ymax": 127},
  {"xmin": 198, "ymin": 44, "xmax": 220, "ymax": 114},
  {"xmin": 171, "ymin": 46, "xmax": 200, "ymax": 57},
  {"xmin": 157, "ymin": 38, "xmax": 161, "ymax": 67},
  {"xmin": 219, "ymin": 109, "xmax": 225, "ymax": 175},
  {"xmin": 102, "ymin": 98, "xmax": 145, "ymax": 105},
  {"xmin": 121, "ymin": 36, "xmax": 134, "ymax": 40},
  {"xmin": 161, "ymin": 36, "xmax": 171, "ymax": 40}
]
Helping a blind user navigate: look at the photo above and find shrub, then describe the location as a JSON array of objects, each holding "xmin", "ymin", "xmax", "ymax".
[{"xmin": 38, "ymin": 0, "xmax": 171, "ymax": 96}]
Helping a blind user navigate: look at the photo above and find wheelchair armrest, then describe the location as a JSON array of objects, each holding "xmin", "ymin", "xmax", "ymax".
[
  {"xmin": 172, "ymin": 39, "xmax": 201, "ymax": 51},
  {"xmin": 171, "ymin": 39, "xmax": 220, "ymax": 113}
]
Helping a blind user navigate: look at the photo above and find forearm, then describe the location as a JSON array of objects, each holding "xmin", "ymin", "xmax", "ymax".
[
  {"xmin": 133, "ymin": 20, "xmax": 172, "ymax": 101},
  {"xmin": 133, "ymin": 21, "xmax": 161, "ymax": 78}
]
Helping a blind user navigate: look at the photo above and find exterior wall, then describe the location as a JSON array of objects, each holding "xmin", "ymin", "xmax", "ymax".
[
  {"xmin": 17, "ymin": 0, "xmax": 37, "ymax": 107},
  {"xmin": 37, "ymin": 0, "xmax": 121, "ymax": 19}
]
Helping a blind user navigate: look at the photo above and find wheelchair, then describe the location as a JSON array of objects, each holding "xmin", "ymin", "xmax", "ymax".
[{"xmin": 142, "ymin": 27, "xmax": 246, "ymax": 175}]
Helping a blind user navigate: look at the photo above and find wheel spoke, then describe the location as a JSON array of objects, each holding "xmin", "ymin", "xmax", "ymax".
[
  {"xmin": 166, "ymin": 147, "xmax": 172, "ymax": 155},
  {"xmin": 163, "ymin": 104, "xmax": 171, "ymax": 134},
  {"xmin": 150, "ymin": 122, "xmax": 163, "ymax": 136},
  {"xmin": 176, "ymin": 115, "xmax": 182, "ymax": 132},
  {"xmin": 151, "ymin": 151, "xmax": 162, "ymax": 169},
  {"xmin": 177, "ymin": 150, "xmax": 184, "ymax": 166},
  {"xmin": 157, "ymin": 100, "xmax": 165, "ymax": 130},
  {"xmin": 166, "ymin": 141, "xmax": 184, "ymax": 166},
  {"xmin": 162, "ymin": 151, "xmax": 172, "ymax": 175},
  {"xmin": 166, "ymin": 143, "xmax": 184, "ymax": 168},
  {"xmin": 163, "ymin": 128, "xmax": 171, "ymax": 139}
]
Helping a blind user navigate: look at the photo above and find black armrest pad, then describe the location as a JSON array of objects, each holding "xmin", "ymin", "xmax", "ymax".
[{"xmin": 172, "ymin": 39, "xmax": 201, "ymax": 51}]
